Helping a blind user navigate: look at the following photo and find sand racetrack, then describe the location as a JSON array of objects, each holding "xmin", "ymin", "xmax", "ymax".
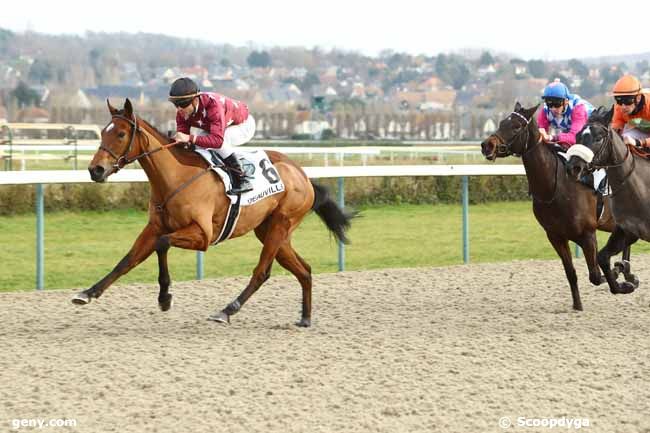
[{"xmin": 1, "ymin": 258, "xmax": 650, "ymax": 433}]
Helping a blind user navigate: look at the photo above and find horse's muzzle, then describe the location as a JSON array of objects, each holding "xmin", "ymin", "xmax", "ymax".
[
  {"xmin": 481, "ymin": 138, "xmax": 496, "ymax": 160},
  {"xmin": 88, "ymin": 165, "xmax": 107, "ymax": 183}
]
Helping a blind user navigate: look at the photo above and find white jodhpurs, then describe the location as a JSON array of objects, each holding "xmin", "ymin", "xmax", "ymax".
[
  {"xmin": 622, "ymin": 124, "xmax": 650, "ymax": 141},
  {"xmin": 191, "ymin": 115, "xmax": 256, "ymax": 159}
]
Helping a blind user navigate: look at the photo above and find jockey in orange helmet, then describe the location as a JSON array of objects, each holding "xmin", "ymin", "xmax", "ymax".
[{"xmin": 611, "ymin": 75, "xmax": 650, "ymax": 147}]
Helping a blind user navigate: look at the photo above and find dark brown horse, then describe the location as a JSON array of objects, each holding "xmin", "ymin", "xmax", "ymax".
[
  {"xmin": 566, "ymin": 106, "xmax": 642, "ymax": 295},
  {"xmin": 73, "ymin": 99, "xmax": 354, "ymax": 327},
  {"xmin": 481, "ymin": 102, "xmax": 632, "ymax": 311}
]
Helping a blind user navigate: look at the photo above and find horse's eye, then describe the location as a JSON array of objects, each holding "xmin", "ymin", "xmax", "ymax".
[{"xmin": 118, "ymin": 131, "xmax": 126, "ymax": 138}]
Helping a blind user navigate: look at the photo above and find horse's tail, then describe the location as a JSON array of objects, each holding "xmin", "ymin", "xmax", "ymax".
[{"xmin": 311, "ymin": 182, "xmax": 356, "ymax": 244}]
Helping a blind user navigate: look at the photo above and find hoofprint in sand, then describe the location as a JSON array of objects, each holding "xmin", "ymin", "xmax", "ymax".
[{"xmin": 2, "ymin": 258, "xmax": 649, "ymax": 433}]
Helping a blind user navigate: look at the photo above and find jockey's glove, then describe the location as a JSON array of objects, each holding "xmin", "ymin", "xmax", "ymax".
[{"xmin": 184, "ymin": 142, "xmax": 196, "ymax": 151}]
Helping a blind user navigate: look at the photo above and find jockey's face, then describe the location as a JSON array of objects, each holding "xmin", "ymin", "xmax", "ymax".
[
  {"xmin": 176, "ymin": 97, "xmax": 197, "ymax": 120},
  {"xmin": 617, "ymin": 94, "xmax": 640, "ymax": 115},
  {"xmin": 548, "ymin": 99, "xmax": 567, "ymax": 116}
]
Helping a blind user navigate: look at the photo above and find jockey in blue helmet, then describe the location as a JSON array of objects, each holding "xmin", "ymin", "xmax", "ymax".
[{"xmin": 537, "ymin": 79, "xmax": 594, "ymax": 150}]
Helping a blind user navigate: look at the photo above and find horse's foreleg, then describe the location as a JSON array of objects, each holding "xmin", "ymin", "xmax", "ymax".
[
  {"xmin": 599, "ymin": 227, "xmax": 638, "ymax": 294},
  {"xmin": 156, "ymin": 241, "xmax": 172, "ymax": 311},
  {"xmin": 153, "ymin": 222, "xmax": 208, "ymax": 310},
  {"xmin": 616, "ymin": 244, "xmax": 639, "ymax": 289},
  {"xmin": 547, "ymin": 235, "xmax": 582, "ymax": 311},
  {"xmin": 578, "ymin": 231, "xmax": 605, "ymax": 286},
  {"xmin": 72, "ymin": 223, "xmax": 159, "ymax": 305},
  {"xmin": 208, "ymin": 216, "xmax": 289, "ymax": 324},
  {"xmin": 155, "ymin": 222, "xmax": 209, "ymax": 251}
]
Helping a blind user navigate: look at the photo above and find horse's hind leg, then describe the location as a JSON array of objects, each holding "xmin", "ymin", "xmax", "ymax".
[
  {"xmin": 72, "ymin": 223, "xmax": 159, "ymax": 304},
  {"xmin": 208, "ymin": 215, "xmax": 290, "ymax": 324},
  {"xmin": 547, "ymin": 235, "xmax": 582, "ymax": 311},
  {"xmin": 599, "ymin": 227, "xmax": 639, "ymax": 294},
  {"xmin": 275, "ymin": 243, "xmax": 313, "ymax": 327}
]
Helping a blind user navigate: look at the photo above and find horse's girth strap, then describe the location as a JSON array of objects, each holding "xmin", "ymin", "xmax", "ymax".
[{"xmin": 155, "ymin": 168, "xmax": 212, "ymax": 213}]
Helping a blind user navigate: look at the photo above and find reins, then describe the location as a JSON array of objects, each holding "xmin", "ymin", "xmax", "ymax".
[
  {"xmin": 588, "ymin": 126, "xmax": 636, "ymax": 197},
  {"xmin": 100, "ymin": 114, "xmax": 181, "ymax": 171},
  {"xmin": 491, "ymin": 110, "xmax": 559, "ymax": 204},
  {"xmin": 100, "ymin": 113, "xmax": 211, "ymax": 213}
]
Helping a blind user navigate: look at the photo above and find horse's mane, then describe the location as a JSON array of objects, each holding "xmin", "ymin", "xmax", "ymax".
[
  {"xmin": 137, "ymin": 116, "xmax": 174, "ymax": 145},
  {"xmin": 588, "ymin": 106, "xmax": 613, "ymax": 126},
  {"xmin": 117, "ymin": 109, "xmax": 208, "ymax": 169}
]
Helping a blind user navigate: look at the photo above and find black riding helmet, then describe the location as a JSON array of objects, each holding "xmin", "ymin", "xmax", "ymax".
[{"xmin": 169, "ymin": 77, "xmax": 200, "ymax": 107}]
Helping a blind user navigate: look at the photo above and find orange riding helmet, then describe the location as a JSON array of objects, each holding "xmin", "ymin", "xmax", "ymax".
[{"xmin": 612, "ymin": 75, "xmax": 642, "ymax": 96}]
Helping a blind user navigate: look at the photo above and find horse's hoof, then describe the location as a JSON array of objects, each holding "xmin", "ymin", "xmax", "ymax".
[
  {"xmin": 589, "ymin": 274, "xmax": 605, "ymax": 286},
  {"xmin": 207, "ymin": 311, "xmax": 230, "ymax": 324},
  {"xmin": 625, "ymin": 274, "xmax": 640, "ymax": 289},
  {"xmin": 158, "ymin": 294, "xmax": 173, "ymax": 312},
  {"xmin": 620, "ymin": 281, "xmax": 636, "ymax": 294},
  {"xmin": 71, "ymin": 292, "xmax": 91, "ymax": 305},
  {"xmin": 295, "ymin": 318, "xmax": 311, "ymax": 328},
  {"xmin": 612, "ymin": 282, "xmax": 636, "ymax": 295},
  {"xmin": 572, "ymin": 304, "xmax": 583, "ymax": 312}
]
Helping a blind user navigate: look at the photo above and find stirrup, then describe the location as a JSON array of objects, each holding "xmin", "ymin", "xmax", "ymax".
[{"xmin": 228, "ymin": 179, "xmax": 253, "ymax": 194}]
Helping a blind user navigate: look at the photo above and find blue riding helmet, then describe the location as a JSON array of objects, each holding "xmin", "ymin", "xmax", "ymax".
[{"xmin": 542, "ymin": 81, "xmax": 570, "ymax": 100}]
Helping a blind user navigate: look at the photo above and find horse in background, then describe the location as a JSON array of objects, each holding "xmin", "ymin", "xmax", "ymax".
[
  {"xmin": 481, "ymin": 102, "xmax": 632, "ymax": 311},
  {"xmin": 74, "ymin": 98, "xmax": 354, "ymax": 327},
  {"xmin": 565, "ymin": 106, "xmax": 644, "ymax": 295}
]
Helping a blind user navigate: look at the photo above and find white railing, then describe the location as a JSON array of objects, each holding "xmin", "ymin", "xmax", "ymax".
[{"xmin": 0, "ymin": 164, "xmax": 526, "ymax": 290}]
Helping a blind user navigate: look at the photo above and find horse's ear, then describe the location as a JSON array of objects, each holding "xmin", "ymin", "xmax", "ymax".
[
  {"xmin": 124, "ymin": 98, "xmax": 133, "ymax": 118},
  {"xmin": 107, "ymin": 99, "xmax": 118, "ymax": 115},
  {"xmin": 524, "ymin": 104, "xmax": 540, "ymax": 120},
  {"xmin": 605, "ymin": 105, "xmax": 614, "ymax": 124},
  {"xmin": 514, "ymin": 101, "xmax": 522, "ymax": 112}
]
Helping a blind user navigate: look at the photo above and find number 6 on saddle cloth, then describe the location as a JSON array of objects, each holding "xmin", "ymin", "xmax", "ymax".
[{"xmin": 192, "ymin": 147, "xmax": 286, "ymax": 244}]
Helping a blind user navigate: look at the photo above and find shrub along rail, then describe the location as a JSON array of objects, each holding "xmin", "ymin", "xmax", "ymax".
[{"xmin": 0, "ymin": 165, "xmax": 528, "ymax": 290}]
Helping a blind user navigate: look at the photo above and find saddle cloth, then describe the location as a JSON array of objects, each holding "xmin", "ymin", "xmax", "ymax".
[
  {"xmin": 557, "ymin": 150, "xmax": 608, "ymax": 196},
  {"xmin": 194, "ymin": 148, "xmax": 285, "ymax": 206},
  {"xmin": 193, "ymin": 148, "xmax": 285, "ymax": 244}
]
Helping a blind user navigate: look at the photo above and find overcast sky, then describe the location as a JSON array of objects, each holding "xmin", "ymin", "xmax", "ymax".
[{"xmin": 2, "ymin": 0, "xmax": 648, "ymax": 61}]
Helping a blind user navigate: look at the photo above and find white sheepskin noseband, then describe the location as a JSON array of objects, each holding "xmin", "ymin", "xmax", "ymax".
[{"xmin": 566, "ymin": 144, "xmax": 594, "ymax": 163}]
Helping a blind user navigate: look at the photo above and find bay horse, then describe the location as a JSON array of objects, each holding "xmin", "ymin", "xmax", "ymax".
[
  {"xmin": 565, "ymin": 106, "xmax": 644, "ymax": 295},
  {"xmin": 73, "ymin": 98, "xmax": 354, "ymax": 327},
  {"xmin": 481, "ymin": 102, "xmax": 632, "ymax": 311}
]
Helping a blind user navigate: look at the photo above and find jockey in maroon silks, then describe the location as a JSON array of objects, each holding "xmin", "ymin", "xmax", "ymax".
[{"xmin": 169, "ymin": 77, "xmax": 254, "ymax": 194}]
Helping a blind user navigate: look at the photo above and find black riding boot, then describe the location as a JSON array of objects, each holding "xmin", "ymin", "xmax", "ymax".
[{"xmin": 224, "ymin": 154, "xmax": 253, "ymax": 194}]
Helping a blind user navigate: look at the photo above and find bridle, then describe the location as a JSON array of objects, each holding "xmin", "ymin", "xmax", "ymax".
[
  {"xmin": 99, "ymin": 113, "xmax": 210, "ymax": 212},
  {"xmin": 490, "ymin": 111, "xmax": 532, "ymax": 158},
  {"xmin": 584, "ymin": 123, "xmax": 635, "ymax": 197},
  {"xmin": 490, "ymin": 110, "xmax": 559, "ymax": 204},
  {"xmin": 100, "ymin": 114, "xmax": 179, "ymax": 172}
]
